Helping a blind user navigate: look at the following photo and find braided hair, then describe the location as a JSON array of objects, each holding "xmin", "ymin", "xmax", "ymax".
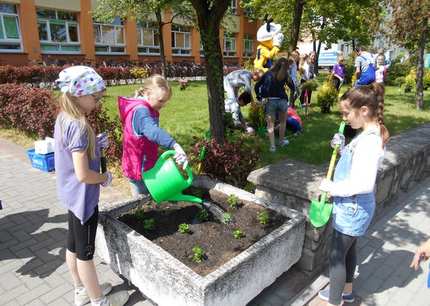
[{"xmin": 340, "ymin": 83, "xmax": 390, "ymax": 146}]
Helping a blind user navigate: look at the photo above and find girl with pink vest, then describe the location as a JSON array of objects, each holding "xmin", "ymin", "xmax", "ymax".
[{"xmin": 118, "ymin": 75, "xmax": 188, "ymax": 197}]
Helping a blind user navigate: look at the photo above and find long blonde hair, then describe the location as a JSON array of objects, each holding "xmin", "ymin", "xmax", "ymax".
[
  {"xmin": 135, "ymin": 74, "xmax": 172, "ymax": 99},
  {"xmin": 58, "ymin": 92, "xmax": 96, "ymax": 160}
]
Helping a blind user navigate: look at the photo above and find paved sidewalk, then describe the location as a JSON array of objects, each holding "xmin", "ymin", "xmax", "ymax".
[
  {"xmin": 306, "ymin": 179, "xmax": 430, "ymax": 306},
  {"xmin": 1, "ymin": 137, "xmax": 430, "ymax": 306}
]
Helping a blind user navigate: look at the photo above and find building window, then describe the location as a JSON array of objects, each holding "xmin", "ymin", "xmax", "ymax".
[
  {"xmin": 200, "ymin": 41, "xmax": 204, "ymax": 57},
  {"xmin": 171, "ymin": 24, "xmax": 191, "ymax": 56},
  {"xmin": 37, "ymin": 8, "xmax": 80, "ymax": 53},
  {"xmin": 137, "ymin": 22, "xmax": 160, "ymax": 55},
  {"xmin": 93, "ymin": 17, "xmax": 125, "ymax": 54},
  {"xmin": 0, "ymin": 3, "xmax": 22, "ymax": 52},
  {"xmin": 223, "ymin": 34, "xmax": 236, "ymax": 57},
  {"xmin": 243, "ymin": 34, "xmax": 253, "ymax": 57},
  {"xmin": 230, "ymin": 0, "xmax": 237, "ymax": 15}
]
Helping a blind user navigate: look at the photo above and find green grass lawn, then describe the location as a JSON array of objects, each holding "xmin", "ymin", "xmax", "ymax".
[{"xmin": 102, "ymin": 80, "xmax": 430, "ymax": 167}]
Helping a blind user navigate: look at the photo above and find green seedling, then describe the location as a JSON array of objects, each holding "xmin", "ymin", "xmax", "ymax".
[
  {"xmin": 227, "ymin": 194, "xmax": 239, "ymax": 209},
  {"xmin": 143, "ymin": 218, "xmax": 155, "ymax": 231},
  {"xmin": 233, "ymin": 228, "xmax": 245, "ymax": 239},
  {"xmin": 257, "ymin": 210, "xmax": 270, "ymax": 225},
  {"xmin": 135, "ymin": 209, "xmax": 145, "ymax": 221},
  {"xmin": 178, "ymin": 223, "xmax": 191, "ymax": 234},
  {"xmin": 192, "ymin": 245, "xmax": 205, "ymax": 263},
  {"xmin": 222, "ymin": 212, "xmax": 233, "ymax": 224},
  {"xmin": 196, "ymin": 208, "xmax": 209, "ymax": 222}
]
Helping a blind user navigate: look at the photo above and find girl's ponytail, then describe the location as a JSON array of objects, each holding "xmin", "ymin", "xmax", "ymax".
[{"xmin": 371, "ymin": 83, "xmax": 390, "ymax": 146}]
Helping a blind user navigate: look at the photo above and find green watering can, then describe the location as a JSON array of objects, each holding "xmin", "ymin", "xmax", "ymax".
[
  {"xmin": 309, "ymin": 121, "xmax": 346, "ymax": 228},
  {"xmin": 142, "ymin": 150, "xmax": 203, "ymax": 204}
]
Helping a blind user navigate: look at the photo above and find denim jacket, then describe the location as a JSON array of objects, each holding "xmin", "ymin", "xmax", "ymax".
[{"xmin": 332, "ymin": 131, "xmax": 379, "ymax": 236}]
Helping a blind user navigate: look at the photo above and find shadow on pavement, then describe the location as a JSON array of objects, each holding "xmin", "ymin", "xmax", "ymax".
[{"xmin": 0, "ymin": 209, "xmax": 67, "ymax": 278}]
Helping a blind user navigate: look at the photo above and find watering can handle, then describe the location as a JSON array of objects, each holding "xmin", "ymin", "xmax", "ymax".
[
  {"xmin": 320, "ymin": 121, "xmax": 346, "ymax": 203},
  {"xmin": 160, "ymin": 150, "xmax": 194, "ymax": 186}
]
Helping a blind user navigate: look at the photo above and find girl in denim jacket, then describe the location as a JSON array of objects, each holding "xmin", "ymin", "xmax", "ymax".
[{"xmin": 318, "ymin": 84, "xmax": 389, "ymax": 306}]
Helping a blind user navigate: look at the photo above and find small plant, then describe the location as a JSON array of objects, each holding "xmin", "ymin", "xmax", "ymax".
[
  {"xmin": 143, "ymin": 218, "xmax": 156, "ymax": 231},
  {"xmin": 196, "ymin": 208, "xmax": 209, "ymax": 222},
  {"xmin": 192, "ymin": 245, "xmax": 205, "ymax": 263},
  {"xmin": 257, "ymin": 210, "xmax": 270, "ymax": 225},
  {"xmin": 233, "ymin": 228, "xmax": 245, "ymax": 239},
  {"xmin": 135, "ymin": 209, "xmax": 145, "ymax": 221},
  {"xmin": 178, "ymin": 223, "xmax": 191, "ymax": 234},
  {"xmin": 222, "ymin": 212, "xmax": 233, "ymax": 224},
  {"xmin": 227, "ymin": 194, "xmax": 239, "ymax": 209}
]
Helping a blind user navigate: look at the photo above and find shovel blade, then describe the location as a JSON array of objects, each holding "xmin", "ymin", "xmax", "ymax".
[{"xmin": 309, "ymin": 199, "xmax": 333, "ymax": 228}]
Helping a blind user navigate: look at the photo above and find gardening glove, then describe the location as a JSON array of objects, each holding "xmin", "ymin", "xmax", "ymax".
[
  {"xmin": 273, "ymin": 32, "xmax": 284, "ymax": 47},
  {"xmin": 96, "ymin": 132, "xmax": 109, "ymax": 149},
  {"xmin": 319, "ymin": 178, "xmax": 333, "ymax": 194},
  {"xmin": 330, "ymin": 133, "xmax": 345, "ymax": 151},
  {"xmin": 173, "ymin": 143, "xmax": 188, "ymax": 170},
  {"xmin": 101, "ymin": 171, "xmax": 113, "ymax": 187}
]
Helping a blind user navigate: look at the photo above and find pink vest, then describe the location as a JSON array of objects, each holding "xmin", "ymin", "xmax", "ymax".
[{"xmin": 118, "ymin": 97, "xmax": 159, "ymax": 181}]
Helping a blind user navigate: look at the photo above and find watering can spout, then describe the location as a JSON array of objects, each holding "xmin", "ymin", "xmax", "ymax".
[{"xmin": 168, "ymin": 194, "xmax": 203, "ymax": 204}]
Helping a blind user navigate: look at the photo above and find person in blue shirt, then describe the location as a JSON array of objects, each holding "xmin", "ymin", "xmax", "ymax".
[{"xmin": 255, "ymin": 57, "xmax": 294, "ymax": 152}]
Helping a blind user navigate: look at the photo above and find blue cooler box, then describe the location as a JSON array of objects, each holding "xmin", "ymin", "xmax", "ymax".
[{"xmin": 27, "ymin": 149, "xmax": 55, "ymax": 172}]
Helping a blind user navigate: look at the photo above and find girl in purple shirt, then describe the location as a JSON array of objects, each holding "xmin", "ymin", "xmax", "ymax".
[
  {"xmin": 54, "ymin": 66, "xmax": 129, "ymax": 306},
  {"xmin": 332, "ymin": 56, "xmax": 346, "ymax": 91}
]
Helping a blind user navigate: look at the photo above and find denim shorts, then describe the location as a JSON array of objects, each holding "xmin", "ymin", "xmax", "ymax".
[
  {"xmin": 264, "ymin": 98, "xmax": 288, "ymax": 117},
  {"xmin": 332, "ymin": 193, "xmax": 375, "ymax": 237}
]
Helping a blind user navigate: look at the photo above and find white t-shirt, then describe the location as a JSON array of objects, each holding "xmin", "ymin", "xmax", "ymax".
[{"xmin": 328, "ymin": 126, "xmax": 385, "ymax": 197}]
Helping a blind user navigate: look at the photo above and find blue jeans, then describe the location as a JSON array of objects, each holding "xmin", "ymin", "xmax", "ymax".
[{"xmin": 129, "ymin": 179, "xmax": 149, "ymax": 198}]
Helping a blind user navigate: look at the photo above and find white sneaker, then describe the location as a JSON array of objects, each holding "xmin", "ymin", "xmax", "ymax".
[
  {"xmin": 96, "ymin": 291, "xmax": 129, "ymax": 306},
  {"xmin": 269, "ymin": 145, "xmax": 276, "ymax": 152},
  {"xmin": 279, "ymin": 138, "xmax": 289, "ymax": 146},
  {"xmin": 75, "ymin": 283, "xmax": 112, "ymax": 306}
]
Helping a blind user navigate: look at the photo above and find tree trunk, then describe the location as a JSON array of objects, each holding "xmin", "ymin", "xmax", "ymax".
[
  {"xmin": 190, "ymin": 0, "xmax": 228, "ymax": 143},
  {"xmin": 290, "ymin": 0, "xmax": 305, "ymax": 51},
  {"xmin": 415, "ymin": 25, "xmax": 427, "ymax": 110},
  {"xmin": 314, "ymin": 19, "xmax": 325, "ymax": 75},
  {"xmin": 156, "ymin": 9, "xmax": 168, "ymax": 77}
]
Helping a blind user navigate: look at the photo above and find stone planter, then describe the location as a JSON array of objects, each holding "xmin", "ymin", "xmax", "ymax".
[{"xmin": 96, "ymin": 178, "xmax": 305, "ymax": 306}]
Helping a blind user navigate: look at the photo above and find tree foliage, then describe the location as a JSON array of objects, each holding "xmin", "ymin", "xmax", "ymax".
[{"xmin": 386, "ymin": 0, "xmax": 430, "ymax": 110}]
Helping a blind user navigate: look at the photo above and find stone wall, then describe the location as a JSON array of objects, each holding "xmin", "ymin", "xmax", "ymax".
[{"xmin": 247, "ymin": 124, "xmax": 430, "ymax": 273}]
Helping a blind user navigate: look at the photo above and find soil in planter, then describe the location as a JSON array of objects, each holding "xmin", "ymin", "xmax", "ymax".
[{"xmin": 119, "ymin": 200, "xmax": 287, "ymax": 276}]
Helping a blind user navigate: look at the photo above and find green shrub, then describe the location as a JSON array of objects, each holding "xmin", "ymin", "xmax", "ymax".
[
  {"xmin": 385, "ymin": 57, "xmax": 414, "ymax": 85},
  {"xmin": 403, "ymin": 71, "xmax": 415, "ymax": 93},
  {"xmin": 317, "ymin": 80, "xmax": 338, "ymax": 113},
  {"xmin": 301, "ymin": 79, "xmax": 318, "ymax": 92},
  {"xmin": 394, "ymin": 76, "xmax": 406, "ymax": 87},
  {"xmin": 248, "ymin": 102, "xmax": 266, "ymax": 132},
  {"xmin": 344, "ymin": 56, "xmax": 356, "ymax": 85},
  {"xmin": 424, "ymin": 69, "xmax": 430, "ymax": 90}
]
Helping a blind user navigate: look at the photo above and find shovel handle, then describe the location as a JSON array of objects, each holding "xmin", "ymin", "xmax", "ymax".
[
  {"xmin": 321, "ymin": 121, "xmax": 346, "ymax": 202},
  {"xmin": 100, "ymin": 150, "xmax": 107, "ymax": 173}
]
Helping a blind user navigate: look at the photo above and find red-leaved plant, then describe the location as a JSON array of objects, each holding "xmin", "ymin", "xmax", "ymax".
[
  {"xmin": 0, "ymin": 84, "xmax": 123, "ymax": 163},
  {"xmin": 190, "ymin": 136, "xmax": 260, "ymax": 188}
]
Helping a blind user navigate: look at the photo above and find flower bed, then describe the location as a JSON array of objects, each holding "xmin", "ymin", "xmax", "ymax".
[{"xmin": 96, "ymin": 178, "xmax": 305, "ymax": 306}]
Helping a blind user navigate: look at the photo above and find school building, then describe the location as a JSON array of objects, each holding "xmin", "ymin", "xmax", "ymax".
[{"xmin": 0, "ymin": 0, "xmax": 258, "ymax": 66}]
